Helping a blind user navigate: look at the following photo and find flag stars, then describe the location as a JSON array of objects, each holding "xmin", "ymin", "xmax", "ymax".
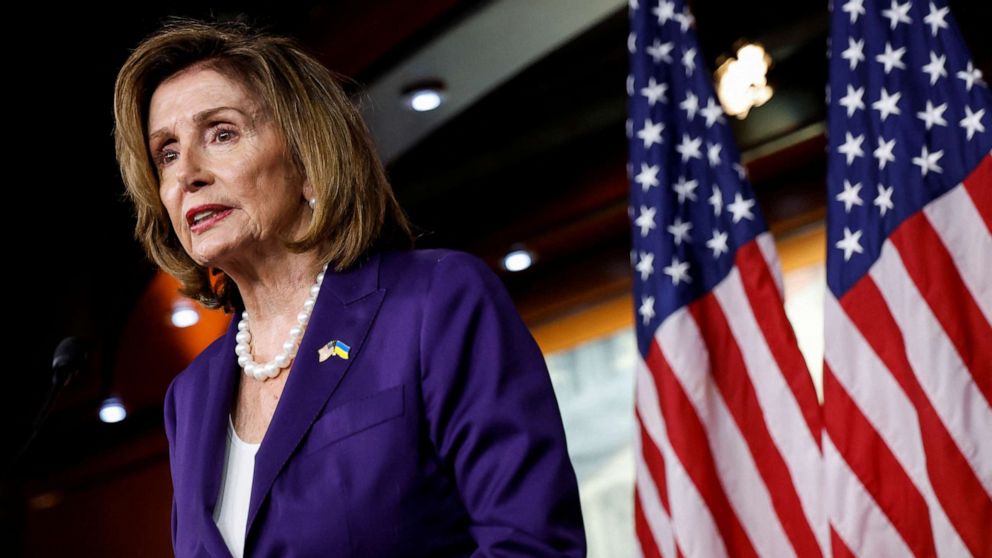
[
  {"xmin": 727, "ymin": 193, "xmax": 756, "ymax": 223},
  {"xmin": 706, "ymin": 230, "xmax": 729, "ymax": 258},
  {"xmin": 638, "ymin": 295, "xmax": 656, "ymax": 325},
  {"xmin": 874, "ymin": 184, "xmax": 895, "ymax": 216},
  {"xmin": 838, "ymin": 132, "xmax": 866, "ymax": 165},
  {"xmin": 839, "ymin": 85, "xmax": 865, "ymax": 117},
  {"xmin": 647, "ymin": 40, "xmax": 675, "ymax": 64},
  {"xmin": 874, "ymin": 137, "xmax": 897, "ymax": 170},
  {"xmin": 663, "ymin": 256, "xmax": 691, "ymax": 285},
  {"xmin": 653, "ymin": 0, "xmax": 676, "ymax": 25},
  {"xmin": 673, "ymin": 176, "xmax": 699, "ymax": 203},
  {"xmin": 881, "ymin": 0, "xmax": 912, "ymax": 30},
  {"xmin": 680, "ymin": 91, "xmax": 699, "ymax": 120},
  {"xmin": 676, "ymin": 8, "xmax": 695, "ymax": 32},
  {"xmin": 682, "ymin": 48, "xmax": 697, "ymax": 77},
  {"xmin": 635, "ymin": 163, "xmax": 660, "ymax": 191},
  {"xmin": 708, "ymin": 186, "xmax": 723, "ymax": 216},
  {"xmin": 923, "ymin": 2, "xmax": 949, "ymax": 36},
  {"xmin": 641, "ymin": 77, "xmax": 668, "ymax": 105},
  {"xmin": 700, "ymin": 97, "xmax": 726, "ymax": 127},
  {"xmin": 959, "ymin": 106, "xmax": 986, "ymax": 140},
  {"xmin": 872, "ymin": 88, "xmax": 902, "ymax": 121},
  {"xmin": 836, "ymin": 180, "xmax": 864, "ymax": 213},
  {"xmin": 841, "ymin": 37, "xmax": 865, "ymax": 71},
  {"xmin": 916, "ymin": 100, "xmax": 948, "ymax": 130},
  {"xmin": 836, "ymin": 227, "xmax": 864, "ymax": 261},
  {"xmin": 637, "ymin": 119, "xmax": 664, "ymax": 148},
  {"xmin": 912, "ymin": 145, "xmax": 944, "ymax": 175},
  {"xmin": 635, "ymin": 205, "xmax": 657, "ymax": 236},
  {"xmin": 842, "ymin": 0, "xmax": 865, "ymax": 23},
  {"xmin": 921, "ymin": 52, "xmax": 947, "ymax": 85},
  {"xmin": 676, "ymin": 134, "xmax": 703, "ymax": 162},
  {"xmin": 956, "ymin": 62, "xmax": 984, "ymax": 91},
  {"xmin": 628, "ymin": 32, "xmax": 637, "ymax": 54},
  {"xmin": 667, "ymin": 217, "xmax": 693, "ymax": 245},
  {"xmin": 876, "ymin": 42, "xmax": 907, "ymax": 74},
  {"xmin": 635, "ymin": 251, "xmax": 654, "ymax": 281},
  {"xmin": 734, "ymin": 163, "xmax": 748, "ymax": 180},
  {"xmin": 707, "ymin": 142, "xmax": 722, "ymax": 167}
]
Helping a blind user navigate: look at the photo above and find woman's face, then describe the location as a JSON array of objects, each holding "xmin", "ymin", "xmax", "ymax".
[{"xmin": 148, "ymin": 67, "xmax": 311, "ymax": 270}]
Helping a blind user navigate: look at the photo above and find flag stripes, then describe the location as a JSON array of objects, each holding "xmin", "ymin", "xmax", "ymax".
[
  {"xmin": 825, "ymin": 179, "xmax": 992, "ymax": 555},
  {"xmin": 823, "ymin": 433, "xmax": 915, "ymax": 557},
  {"xmin": 635, "ymin": 357, "xmax": 729, "ymax": 558},
  {"xmin": 633, "ymin": 237, "xmax": 825, "ymax": 557},
  {"xmin": 730, "ymin": 241, "xmax": 822, "ymax": 443},
  {"xmin": 628, "ymin": 1, "xmax": 825, "ymax": 554},
  {"xmin": 824, "ymin": 0, "xmax": 992, "ymax": 553}
]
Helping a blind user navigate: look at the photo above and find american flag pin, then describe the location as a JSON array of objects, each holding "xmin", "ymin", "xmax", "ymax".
[{"xmin": 318, "ymin": 339, "xmax": 351, "ymax": 363}]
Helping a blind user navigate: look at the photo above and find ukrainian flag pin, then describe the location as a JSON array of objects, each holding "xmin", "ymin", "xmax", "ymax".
[{"xmin": 318, "ymin": 340, "xmax": 351, "ymax": 363}]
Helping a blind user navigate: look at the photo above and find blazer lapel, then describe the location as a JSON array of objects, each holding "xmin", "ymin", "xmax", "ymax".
[
  {"xmin": 246, "ymin": 249, "xmax": 386, "ymax": 538},
  {"xmin": 187, "ymin": 249, "xmax": 385, "ymax": 557},
  {"xmin": 196, "ymin": 309, "xmax": 241, "ymax": 557}
]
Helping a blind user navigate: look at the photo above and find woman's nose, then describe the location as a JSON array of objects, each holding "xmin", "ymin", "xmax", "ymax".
[{"xmin": 177, "ymin": 147, "xmax": 213, "ymax": 191}]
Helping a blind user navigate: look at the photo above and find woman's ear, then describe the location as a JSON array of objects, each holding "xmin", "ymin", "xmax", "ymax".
[{"xmin": 302, "ymin": 178, "xmax": 314, "ymax": 204}]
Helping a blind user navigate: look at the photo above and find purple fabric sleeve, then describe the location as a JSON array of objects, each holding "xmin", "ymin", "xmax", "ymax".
[{"xmin": 419, "ymin": 252, "xmax": 587, "ymax": 556}]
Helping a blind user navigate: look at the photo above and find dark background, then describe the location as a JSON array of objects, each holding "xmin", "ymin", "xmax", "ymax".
[{"xmin": 4, "ymin": 1, "xmax": 989, "ymax": 555}]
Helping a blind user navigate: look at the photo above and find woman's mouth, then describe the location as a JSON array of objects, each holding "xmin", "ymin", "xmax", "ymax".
[{"xmin": 190, "ymin": 208, "xmax": 234, "ymax": 234}]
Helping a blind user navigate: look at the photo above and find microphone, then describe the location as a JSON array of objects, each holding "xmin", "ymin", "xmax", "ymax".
[
  {"xmin": 51, "ymin": 337, "xmax": 87, "ymax": 390},
  {"xmin": 8, "ymin": 337, "xmax": 89, "ymax": 471}
]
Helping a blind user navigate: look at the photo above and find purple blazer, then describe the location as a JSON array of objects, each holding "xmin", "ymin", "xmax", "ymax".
[{"xmin": 163, "ymin": 248, "xmax": 587, "ymax": 557}]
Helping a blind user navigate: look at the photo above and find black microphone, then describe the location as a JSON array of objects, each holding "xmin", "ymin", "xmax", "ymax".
[
  {"xmin": 8, "ymin": 337, "xmax": 89, "ymax": 471},
  {"xmin": 51, "ymin": 337, "xmax": 87, "ymax": 390}
]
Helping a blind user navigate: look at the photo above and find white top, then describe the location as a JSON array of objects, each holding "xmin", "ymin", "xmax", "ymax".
[{"xmin": 213, "ymin": 413, "xmax": 261, "ymax": 558}]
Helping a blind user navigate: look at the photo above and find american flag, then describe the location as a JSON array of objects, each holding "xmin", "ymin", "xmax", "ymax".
[
  {"xmin": 627, "ymin": 1, "xmax": 826, "ymax": 556},
  {"xmin": 825, "ymin": 0, "xmax": 992, "ymax": 556}
]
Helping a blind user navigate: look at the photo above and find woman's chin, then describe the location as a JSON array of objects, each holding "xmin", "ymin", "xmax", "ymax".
[{"xmin": 189, "ymin": 241, "xmax": 238, "ymax": 269}]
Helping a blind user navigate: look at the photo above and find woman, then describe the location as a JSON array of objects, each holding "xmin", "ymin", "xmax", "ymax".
[{"xmin": 114, "ymin": 16, "xmax": 586, "ymax": 558}]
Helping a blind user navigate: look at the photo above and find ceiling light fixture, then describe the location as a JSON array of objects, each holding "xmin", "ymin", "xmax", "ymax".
[
  {"xmin": 715, "ymin": 42, "xmax": 774, "ymax": 118},
  {"xmin": 171, "ymin": 300, "xmax": 199, "ymax": 328},
  {"xmin": 99, "ymin": 396, "xmax": 127, "ymax": 423},
  {"xmin": 502, "ymin": 247, "xmax": 534, "ymax": 272},
  {"xmin": 402, "ymin": 80, "xmax": 446, "ymax": 112}
]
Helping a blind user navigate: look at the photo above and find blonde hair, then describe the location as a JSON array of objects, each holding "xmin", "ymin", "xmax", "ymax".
[{"xmin": 114, "ymin": 16, "xmax": 417, "ymax": 313}]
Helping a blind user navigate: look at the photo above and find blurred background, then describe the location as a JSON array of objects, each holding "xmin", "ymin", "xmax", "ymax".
[{"xmin": 4, "ymin": 0, "xmax": 989, "ymax": 556}]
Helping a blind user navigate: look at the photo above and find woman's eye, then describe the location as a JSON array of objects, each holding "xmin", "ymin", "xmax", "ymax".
[
  {"xmin": 157, "ymin": 150, "xmax": 178, "ymax": 167},
  {"xmin": 154, "ymin": 127, "xmax": 237, "ymax": 168}
]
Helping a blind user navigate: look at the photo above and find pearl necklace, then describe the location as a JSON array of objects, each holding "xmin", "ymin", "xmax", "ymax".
[{"xmin": 234, "ymin": 262, "xmax": 329, "ymax": 381}]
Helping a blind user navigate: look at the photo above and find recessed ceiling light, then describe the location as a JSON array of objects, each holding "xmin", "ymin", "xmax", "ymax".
[
  {"xmin": 402, "ymin": 80, "xmax": 446, "ymax": 112},
  {"xmin": 99, "ymin": 396, "xmax": 127, "ymax": 423},
  {"xmin": 171, "ymin": 300, "xmax": 199, "ymax": 328},
  {"xmin": 502, "ymin": 248, "xmax": 534, "ymax": 272}
]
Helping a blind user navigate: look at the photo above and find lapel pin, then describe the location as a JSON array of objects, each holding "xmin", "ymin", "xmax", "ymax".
[{"xmin": 318, "ymin": 339, "xmax": 351, "ymax": 362}]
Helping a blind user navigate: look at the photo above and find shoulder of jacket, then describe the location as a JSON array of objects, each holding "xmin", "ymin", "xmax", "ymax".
[
  {"xmin": 380, "ymin": 247, "xmax": 473, "ymax": 265},
  {"xmin": 379, "ymin": 248, "xmax": 492, "ymax": 284}
]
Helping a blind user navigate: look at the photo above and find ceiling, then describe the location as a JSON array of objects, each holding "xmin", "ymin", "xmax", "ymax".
[{"xmin": 5, "ymin": 0, "xmax": 990, "ymax": 542}]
